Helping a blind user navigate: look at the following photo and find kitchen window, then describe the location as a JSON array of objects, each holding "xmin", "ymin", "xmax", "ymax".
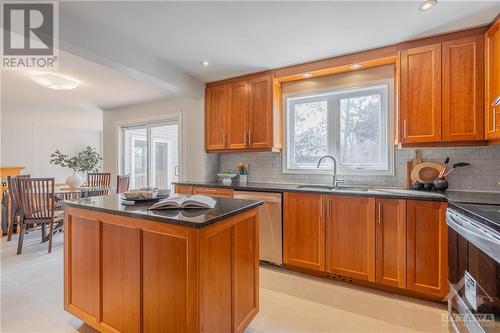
[{"xmin": 284, "ymin": 80, "xmax": 394, "ymax": 175}]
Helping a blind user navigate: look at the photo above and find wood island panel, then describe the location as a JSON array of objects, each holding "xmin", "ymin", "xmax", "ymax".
[{"xmin": 64, "ymin": 206, "xmax": 259, "ymax": 333}]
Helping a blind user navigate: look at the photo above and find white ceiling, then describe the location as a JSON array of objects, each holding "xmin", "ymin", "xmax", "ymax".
[
  {"xmin": 60, "ymin": 1, "xmax": 500, "ymax": 82},
  {"xmin": 1, "ymin": 49, "xmax": 171, "ymax": 119}
]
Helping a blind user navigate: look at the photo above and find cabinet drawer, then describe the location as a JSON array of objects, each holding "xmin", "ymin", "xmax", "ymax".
[
  {"xmin": 193, "ymin": 187, "xmax": 234, "ymax": 198},
  {"xmin": 174, "ymin": 185, "xmax": 193, "ymax": 195}
]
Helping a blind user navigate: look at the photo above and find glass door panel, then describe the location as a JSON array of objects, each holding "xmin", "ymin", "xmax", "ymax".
[{"xmin": 123, "ymin": 127, "xmax": 148, "ymax": 189}]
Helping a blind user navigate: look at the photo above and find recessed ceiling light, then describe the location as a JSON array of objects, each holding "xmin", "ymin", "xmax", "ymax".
[
  {"xmin": 419, "ymin": 0, "xmax": 437, "ymax": 11},
  {"xmin": 350, "ymin": 63, "xmax": 363, "ymax": 70},
  {"xmin": 30, "ymin": 72, "xmax": 80, "ymax": 90},
  {"xmin": 302, "ymin": 72, "xmax": 313, "ymax": 78},
  {"xmin": 201, "ymin": 60, "xmax": 209, "ymax": 66}
]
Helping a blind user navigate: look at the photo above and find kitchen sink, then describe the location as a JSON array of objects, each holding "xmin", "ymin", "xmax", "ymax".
[{"xmin": 296, "ymin": 185, "xmax": 369, "ymax": 192}]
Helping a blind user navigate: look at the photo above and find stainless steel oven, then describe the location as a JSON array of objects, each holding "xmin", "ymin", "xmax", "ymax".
[{"xmin": 447, "ymin": 206, "xmax": 500, "ymax": 333}]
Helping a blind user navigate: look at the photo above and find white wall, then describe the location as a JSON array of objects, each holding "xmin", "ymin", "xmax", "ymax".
[
  {"xmin": 103, "ymin": 96, "xmax": 208, "ymax": 185},
  {"xmin": 1, "ymin": 107, "xmax": 103, "ymax": 183}
]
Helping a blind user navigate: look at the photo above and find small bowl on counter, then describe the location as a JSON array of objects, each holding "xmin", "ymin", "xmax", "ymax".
[{"xmin": 433, "ymin": 178, "xmax": 449, "ymax": 192}]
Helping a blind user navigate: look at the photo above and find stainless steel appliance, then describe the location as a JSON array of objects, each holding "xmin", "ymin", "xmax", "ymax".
[
  {"xmin": 233, "ymin": 191, "xmax": 282, "ymax": 265},
  {"xmin": 447, "ymin": 204, "xmax": 500, "ymax": 333}
]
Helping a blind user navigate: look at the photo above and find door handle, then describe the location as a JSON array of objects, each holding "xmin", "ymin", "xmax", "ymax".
[{"xmin": 377, "ymin": 202, "xmax": 382, "ymax": 224}]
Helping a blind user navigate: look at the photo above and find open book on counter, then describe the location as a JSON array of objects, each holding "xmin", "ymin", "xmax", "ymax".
[{"xmin": 148, "ymin": 195, "xmax": 216, "ymax": 210}]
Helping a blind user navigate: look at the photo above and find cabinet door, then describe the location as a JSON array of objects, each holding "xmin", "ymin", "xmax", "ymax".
[
  {"xmin": 442, "ymin": 36, "xmax": 484, "ymax": 141},
  {"xmin": 326, "ymin": 196, "xmax": 376, "ymax": 281},
  {"xmin": 228, "ymin": 81, "xmax": 249, "ymax": 149},
  {"xmin": 485, "ymin": 19, "xmax": 500, "ymax": 139},
  {"xmin": 205, "ymin": 85, "xmax": 228, "ymax": 151},
  {"xmin": 400, "ymin": 44, "xmax": 442, "ymax": 143},
  {"xmin": 406, "ymin": 200, "xmax": 448, "ymax": 297},
  {"xmin": 283, "ymin": 192, "xmax": 325, "ymax": 271},
  {"xmin": 248, "ymin": 76, "xmax": 273, "ymax": 149},
  {"xmin": 375, "ymin": 199, "xmax": 406, "ymax": 288}
]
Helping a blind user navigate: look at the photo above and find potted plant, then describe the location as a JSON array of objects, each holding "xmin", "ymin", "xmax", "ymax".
[
  {"xmin": 236, "ymin": 162, "xmax": 248, "ymax": 183},
  {"xmin": 50, "ymin": 146, "xmax": 102, "ymax": 188},
  {"xmin": 217, "ymin": 168, "xmax": 237, "ymax": 185}
]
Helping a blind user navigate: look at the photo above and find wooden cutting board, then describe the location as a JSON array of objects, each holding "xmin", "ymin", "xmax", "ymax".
[
  {"xmin": 410, "ymin": 161, "xmax": 443, "ymax": 184},
  {"xmin": 405, "ymin": 150, "xmax": 422, "ymax": 187}
]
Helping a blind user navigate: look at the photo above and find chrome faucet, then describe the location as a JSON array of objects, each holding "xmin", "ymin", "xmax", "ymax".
[{"xmin": 317, "ymin": 155, "xmax": 344, "ymax": 188}]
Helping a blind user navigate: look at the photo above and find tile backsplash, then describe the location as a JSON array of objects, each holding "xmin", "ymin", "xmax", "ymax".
[{"xmin": 214, "ymin": 146, "xmax": 500, "ymax": 192}]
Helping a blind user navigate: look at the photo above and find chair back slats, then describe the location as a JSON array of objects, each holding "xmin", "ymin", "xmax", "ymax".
[
  {"xmin": 86, "ymin": 172, "xmax": 111, "ymax": 197},
  {"xmin": 56, "ymin": 192, "xmax": 82, "ymax": 201},
  {"xmin": 116, "ymin": 175, "xmax": 130, "ymax": 194},
  {"xmin": 18, "ymin": 178, "xmax": 55, "ymax": 221},
  {"xmin": 7, "ymin": 175, "xmax": 30, "ymax": 213},
  {"xmin": 87, "ymin": 173, "xmax": 111, "ymax": 187}
]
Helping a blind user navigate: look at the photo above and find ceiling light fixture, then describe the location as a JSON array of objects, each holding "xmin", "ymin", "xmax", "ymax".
[
  {"xmin": 302, "ymin": 72, "xmax": 313, "ymax": 78},
  {"xmin": 419, "ymin": 0, "xmax": 437, "ymax": 11},
  {"xmin": 350, "ymin": 63, "xmax": 363, "ymax": 70},
  {"xmin": 201, "ymin": 60, "xmax": 209, "ymax": 66},
  {"xmin": 30, "ymin": 72, "xmax": 80, "ymax": 90}
]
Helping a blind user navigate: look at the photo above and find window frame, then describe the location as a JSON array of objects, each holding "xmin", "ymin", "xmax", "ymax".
[{"xmin": 282, "ymin": 78, "xmax": 395, "ymax": 176}]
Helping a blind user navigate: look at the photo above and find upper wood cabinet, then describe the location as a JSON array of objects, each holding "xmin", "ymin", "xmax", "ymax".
[
  {"xmin": 375, "ymin": 199, "xmax": 406, "ymax": 289},
  {"xmin": 442, "ymin": 36, "xmax": 484, "ymax": 141},
  {"xmin": 205, "ymin": 72, "xmax": 282, "ymax": 152},
  {"xmin": 283, "ymin": 192, "xmax": 325, "ymax": 271},
  {"xmin": 485, "ymin": 19, "xmax": 500, "ymax": 140},
  {"xmin": 400, "ymin": 35, "xmax": 485, "ymax": 144},
  {"xmin": 325, "ymin": 195, "xmax": 376, "ymax": 282},
  {"xmin": 406, "ymin": 200, "xmax": 448, "ymax": 297},
  {"xmin": 205, "ymin": 85, "xmax": 228, "ymax": 150},
  {"xmin": 400, "ymin": 44, "xmax": 442, "ymax": 143}
]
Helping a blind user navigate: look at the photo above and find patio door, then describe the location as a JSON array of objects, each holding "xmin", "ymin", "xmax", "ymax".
[{"xmin": 122, "ymin": 120, "xmax": 179, "ymax": 190}]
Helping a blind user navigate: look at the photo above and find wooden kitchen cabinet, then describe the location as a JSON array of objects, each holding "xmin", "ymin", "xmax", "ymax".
[
  {"xmin": 228, "ymin": 81, "xmax": 249, "ymax": 149},
  {"xmin": 174, "ymin": 184, "xmax": 193, "ymax": 195},
  {"xmin": 485, "ymin": 19, "xmax": 500, "ymax": 140},
  {"xmin": 442, "ymin": 36, "xmax": 484, "ymax": 141},
  {"xmin": 325, "ymin": 196, "xmax": 376, "ymax": 282},
  {"xmin": 375, "ymin": 199, "xmax": 406, "ymax": 288},
  {"xmin": 205, "ymin": 85, "xmax": 228, "ymax": 150},
  {"xmin": 205, "ymin": 72, "xmax": 282, "ymax": 152},
  {"xmin": 406, "ymin": 200, "xmax": 448, "ymax": 297},
  {"xmin": 400, "ymin": 35, "xmax": 485, "ymax": 144},
  {"xmin": 192, "ymin": 186, "xmax": 234, "ymax": 198},
  {"xmin": 283, "ymin": 192, "xmax": 325, "ymax": 271},
  {"xmin": 400, "ymin": 43, "xmax": 442, "ymax": 143}
]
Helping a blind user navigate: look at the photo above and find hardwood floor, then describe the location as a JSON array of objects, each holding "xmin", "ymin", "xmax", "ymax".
[{"xmin": 1, "ymin": 232, "xmax": 448, "ymax": 333}]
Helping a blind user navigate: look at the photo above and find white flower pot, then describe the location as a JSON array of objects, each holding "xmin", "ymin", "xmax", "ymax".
[
  {"xmin": 66, "ymin": 173, "xmax": 82, "ymax": 189},
  {"xmin": 239, "ymin": 175, "xmax": 248, "ymax": 183}
]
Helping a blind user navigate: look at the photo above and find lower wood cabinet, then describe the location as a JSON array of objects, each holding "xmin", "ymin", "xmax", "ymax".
[
  {"xmin": 325, "ymin": 196, "xmax": 376, "ymax": 282},
  {"xmin": 375, "ymin": 199, "xmax": 407, "ymax": 288},
  {"xmin": 283, "ymin": 192, "xmax": 448, "ymax": 299},
  {"xmin": 193, "ymin": 186, "xmax": 234, "ymax": 198},
  {"xmin": 174, "ymin": 184, "xmax": 193, "ymax": 195},
  {"xmin": 283, "ymin": 192, "xmax": 325, "ymax": 271},
  {"xmin": 406, "ymin": 200, "xmax": 448, "ymax": 297}
]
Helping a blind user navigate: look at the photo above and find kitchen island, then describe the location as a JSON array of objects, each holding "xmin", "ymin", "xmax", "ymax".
[{"xmin": 63, "ymin": 194, "xmax": 262, "ymax": 333}]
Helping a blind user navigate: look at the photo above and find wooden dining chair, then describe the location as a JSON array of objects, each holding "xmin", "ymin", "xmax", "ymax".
[
  {"xmin": 87, "ymin": 172, "xmax": 111, "ymax": 197},
  {"xmin": 6, "ymin": 175, "xmax": 30, "ymax": 241},
  {"xmin": 116, "ymin": 175, "xmax": 130, "ymax": 194},
  {"xmin": 17, "ymin": 177, "xmax": 63, "ymax": 254}
]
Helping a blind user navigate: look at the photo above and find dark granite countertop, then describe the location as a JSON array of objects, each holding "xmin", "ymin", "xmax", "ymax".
[
  {"xmin": 173, "ymin": 181, "xmax": 449, "ymax": 201},
  {"xmin": 64, "ymin": 194, "xmax": 263, "ymax": 228},
  {"xmin": 173, "ymin": 181, "xmax": 500, "ymax": 204}
]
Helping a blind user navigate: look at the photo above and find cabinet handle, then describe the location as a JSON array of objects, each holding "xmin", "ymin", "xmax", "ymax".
[
  {"xmin": 244, "ymin": 131, "xmax": 248, "ymax": 145},
  {"xmin": 403, "ymin": 120, "xmax": 408, "ymax": 139},
  {"xmin": 248, "ymin": 132, "xmax": 252, "ymax": 146},
  {"xmin": 377, "ymin": 202, "xmax": 382, "ymax": 224},
  {"xmin": 493, "ymin": 106, "xmax": 497, "ymax": 131},
  {"xmin": 223, "ymin": 134, "xmax": 227, "ymax": 147},
  {"xmin": 320, "ymin": 198, "xmax": 324, "ymax": 217}
]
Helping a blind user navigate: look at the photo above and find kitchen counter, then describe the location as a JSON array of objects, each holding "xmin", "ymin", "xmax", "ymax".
[
  {"xmin": 173, "ymin": 180, "xmax": 500, "ymax": 204},
  {"xmin": 63, "ymin": 194, "xmax": 261, "ymax": 332},
  {"xmin": 64, "ymin": 193, "xmax": 262, "ymax": 228}
]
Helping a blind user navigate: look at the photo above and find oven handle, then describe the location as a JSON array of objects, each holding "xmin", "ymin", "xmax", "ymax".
[{"xmin": 447, "ymin": 210, "xmax": 500, "ymax": 264}]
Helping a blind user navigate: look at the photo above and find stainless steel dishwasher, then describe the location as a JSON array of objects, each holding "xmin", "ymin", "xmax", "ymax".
[{"xmin": 233, "ymin": 191, "xmax": 282, "ymax": 266}]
